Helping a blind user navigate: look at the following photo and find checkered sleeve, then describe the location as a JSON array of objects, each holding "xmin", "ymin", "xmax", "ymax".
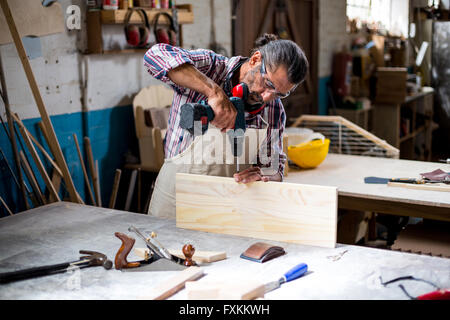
[{"xmin": 143, "ymin": 44, "xmax": 225, "ymax": 94}]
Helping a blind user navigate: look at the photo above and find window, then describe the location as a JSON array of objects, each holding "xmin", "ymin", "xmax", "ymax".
[{"xmin": 347, "ymin": 0, "xmax": 408, "ymax": 37}]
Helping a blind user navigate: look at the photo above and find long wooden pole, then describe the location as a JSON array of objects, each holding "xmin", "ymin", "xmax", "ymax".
[
  {"xmin": 17, "ymin": 125, "xmax": 60, "ymax": 202},
  {"xmin": 11, "ymin": 113, "xmax": 63, "ymax": 177},
  {"xmin": 108, "ymin": 169, "xmax": 121, "ymax": 209},
  {"xmin": 84, "ymin": 137, "xmax": 100, "ymax": 206},
  {"xmin": 73, "ymin": 134, "xmax": 96, "ymax": 206},
  {"xmin": 0, "ymin": 0, "xmax": 81, "ymax": 203},
  {"xmin": 0, "ymin": 46, "xmax": 28, "ymax": 210}
]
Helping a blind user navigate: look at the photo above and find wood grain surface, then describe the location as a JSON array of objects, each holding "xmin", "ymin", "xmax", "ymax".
[{"xmin": 176, "ymin": 173, "xmax": 337, "ymax": 248}]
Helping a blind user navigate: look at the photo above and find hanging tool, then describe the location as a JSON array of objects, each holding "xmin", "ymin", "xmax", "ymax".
[
  {"xmin": 264, "ymin": 262, "xmax": 308, "ymax": 294},
  {"xmin": 179, "ymin": 83, "xmax": 248, "ymax": 172},
  {"xmin": 0, "ymin": 250, "xmax": 112, "ymax": 284}
]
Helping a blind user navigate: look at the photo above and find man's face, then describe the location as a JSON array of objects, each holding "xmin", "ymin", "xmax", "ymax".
[{"xmin": 241, "ymin": 52, "xmax": 297, "ymax": 106}]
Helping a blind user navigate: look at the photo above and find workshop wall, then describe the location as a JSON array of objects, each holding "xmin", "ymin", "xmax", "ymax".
[
  {"xmin": 317, "ymin": 0, "xmax": 349, "ymax": 115},
  {"xmin": 0, "ymin": 0, "xmax": 231, "ymax": 215}
]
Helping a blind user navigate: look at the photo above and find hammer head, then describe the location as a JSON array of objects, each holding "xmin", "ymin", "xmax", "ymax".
[{"xmin": 79, "ymin": 250, "xmax": 113, "ymax": 270}]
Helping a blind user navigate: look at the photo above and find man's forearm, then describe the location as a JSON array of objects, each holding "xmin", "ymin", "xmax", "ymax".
[{"xmin": 167, "ymin": 64, "xmax": 220, "ymax": 98}]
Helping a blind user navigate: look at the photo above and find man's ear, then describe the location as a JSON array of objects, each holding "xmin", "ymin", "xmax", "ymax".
[{"xmin": 249, "ymin": 50, "xmax": 262, "ymax": 67}]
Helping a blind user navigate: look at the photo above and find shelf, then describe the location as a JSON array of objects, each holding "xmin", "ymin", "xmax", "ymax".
[
  {"xmin": 86, "ymin": 5, "xmax": 193, "ymax": 54},
  {"xmin": 100, "ymin": 5, "xmax": 194, "ymax": 24}
]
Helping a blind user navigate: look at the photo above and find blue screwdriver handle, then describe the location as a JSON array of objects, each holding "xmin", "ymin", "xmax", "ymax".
[{"xmin": 283, "ymin": 263, "xmax": 308, "ymax": 282}]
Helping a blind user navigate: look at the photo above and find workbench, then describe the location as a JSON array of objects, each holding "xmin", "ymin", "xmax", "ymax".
[
  {"xmin": 0, "ymin": 202, "xmax": 449, "ymax": 300},
  {"xmin": 284, "ymin": 153, "xmax": 450, "ymax": 222}
]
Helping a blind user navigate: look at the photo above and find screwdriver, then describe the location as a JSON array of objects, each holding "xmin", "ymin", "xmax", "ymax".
[{"xmin": 264, "ymin": 262, "xmax": 308, "ymax": 293}]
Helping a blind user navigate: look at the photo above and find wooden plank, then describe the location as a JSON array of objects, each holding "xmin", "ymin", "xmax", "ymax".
[
  {"xmin": 388, "ymin": 182, "xmax": 450, "ymax": 192},
  {"xmin": 142, "ymin": 266, "xmax": 204, "ymax": 300},
  {"xmin": 185, "ymin": 280, "xmax": 265, "ymax": 300},
  {"xmin": 176, "ymin": 173, "xmax": 337, "ymax": 248},
  {"xmin": 0, "ymin": 0, "xmax": 81, "ymax": 203},
  {"xmin": 0, "ymin": 0, "xmax": 64, "ymax": 45}
]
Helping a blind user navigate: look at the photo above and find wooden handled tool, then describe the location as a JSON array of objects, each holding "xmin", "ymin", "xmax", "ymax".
[{"xmin": 114, "ymin": 232, "xmax": 141, "ymax": 270}]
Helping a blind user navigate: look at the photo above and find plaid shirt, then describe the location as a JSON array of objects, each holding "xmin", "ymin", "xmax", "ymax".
[{"xmin": 143, "ymin": 44, "xmax": 286, "ymax": 177}]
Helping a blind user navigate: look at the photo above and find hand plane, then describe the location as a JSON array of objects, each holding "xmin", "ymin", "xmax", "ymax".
[{"xmin": 114, "ymin": 226, "xmax": 197, "ymax": 272}]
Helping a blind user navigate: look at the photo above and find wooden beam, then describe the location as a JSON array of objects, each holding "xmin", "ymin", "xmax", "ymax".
[
  {"xmin": 176, "ymin": 173, "xmax": 337, "ymax": 248},
  {"xmin": 0, "ymin": 0, "xmax": 81, "ymax": 203}
]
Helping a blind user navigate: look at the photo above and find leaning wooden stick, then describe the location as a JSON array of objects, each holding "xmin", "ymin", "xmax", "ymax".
[
  {"xmin": 73, "ymin": 134, "xmax": 96, "ymax": 206},
  {"xmin": 95, "ymin": 160, "xmax": 102, "ymax": 207},
  {"xmin": 0, "ymin": 54, "xmax": 28, "ymax": 210},
  {"xmin": 0, "ymin": 196, "xmax": 13, "ymax": 216},
  {"xmin": 0, "ymin": 0, "xmax": 80, "ymax": 203},
  {"xmin": 11, "ymin": 113, "xmax": 63, "ymax": 177},
  {"xmin": 19, "ymin": 151, "xmax": 46, "ymax": 206},
  {"xmin": 109, "ymin": 169, "xmax": 121, "ymax": 209},
  {"xmin": 17, "ymin": 126, "xmax": 60, "ymax": 202},
  {"xmin": 84, "ymin": 137, "xmax": 101, "ymax": 206}
]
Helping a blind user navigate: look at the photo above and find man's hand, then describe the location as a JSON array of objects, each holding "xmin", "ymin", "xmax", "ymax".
[
  {"xmin": 208, "ymin": 89, "xmax": 237, "ymax": 132},
  {"xmin": 234, "ymin": 167, "xmax": 282, "ymax": 184},
  {"xmin": 168, "ymin": 64, "xmax": 236, "ymax": 132}
]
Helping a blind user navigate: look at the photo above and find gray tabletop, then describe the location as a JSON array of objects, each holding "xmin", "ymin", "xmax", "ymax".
[{"xmin": 0, "ymin": 202, "xmax": 449, "ymax": 300}]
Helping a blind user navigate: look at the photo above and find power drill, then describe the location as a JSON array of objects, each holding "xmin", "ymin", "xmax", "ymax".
[{"xmin": 179, "ymin": 83, "xmax": 248, "ymax": 172}]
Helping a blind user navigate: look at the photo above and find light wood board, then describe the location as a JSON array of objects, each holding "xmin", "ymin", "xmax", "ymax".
[
  {"xmin": 185, "ymin": 280, "xmax": 265, "ymax": 300},
  {"xmin": 141, "ymin": 266, "xmax": 204, "ymax": 300},
  {"xmin": 176, "ymin": 173, "xmax": 338, "ymax": 248}
]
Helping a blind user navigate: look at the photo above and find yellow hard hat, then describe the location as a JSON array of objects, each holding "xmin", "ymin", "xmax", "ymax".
[{"xmin": 287, "ymin": 138, "xmax": 330, "ymax": 169}]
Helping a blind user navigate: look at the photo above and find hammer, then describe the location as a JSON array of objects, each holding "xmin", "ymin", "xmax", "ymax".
[{"xmin": 0, "ymin": 250, "xmax": 112, "ymax": 284}]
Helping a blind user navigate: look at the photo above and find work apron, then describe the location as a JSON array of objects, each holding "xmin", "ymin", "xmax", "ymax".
[{"xmin": 148, "ymin": 124, "xmax": 268, "ymax": 219}]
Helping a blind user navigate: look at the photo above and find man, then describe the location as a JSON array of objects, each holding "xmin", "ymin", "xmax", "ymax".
[{"xmin": 143, "ymin": 33, "xmax": 308, "ymax": 218}]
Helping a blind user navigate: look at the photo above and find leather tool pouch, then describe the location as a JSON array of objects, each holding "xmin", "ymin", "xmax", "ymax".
[{"xmin": 240, "ymin": 242, "xmax": 285, "ymax": 263}]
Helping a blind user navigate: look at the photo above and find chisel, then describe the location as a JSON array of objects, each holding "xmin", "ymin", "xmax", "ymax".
[{"xmin": 264, "ymin": 262, "xmax": 308, "ymax": 293}]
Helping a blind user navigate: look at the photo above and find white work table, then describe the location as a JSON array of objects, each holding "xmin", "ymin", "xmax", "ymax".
[
  {"xmin": 284, "ymin": 154, "xmax": 450, "ymax": 222},
  {"xmin": 0, "ymin": 202, "xmax": 449, "ymax": 301}
]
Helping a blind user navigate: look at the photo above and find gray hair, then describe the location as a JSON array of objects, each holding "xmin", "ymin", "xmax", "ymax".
[{"xmin": 252, "ymin": 33, "xmax": 309, "ymax": 85}]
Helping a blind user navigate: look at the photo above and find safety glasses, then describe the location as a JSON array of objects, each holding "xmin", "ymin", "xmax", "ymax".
[{"xmin": 259, "ymin": 58, "xmax": 298, "ymax": 99}]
